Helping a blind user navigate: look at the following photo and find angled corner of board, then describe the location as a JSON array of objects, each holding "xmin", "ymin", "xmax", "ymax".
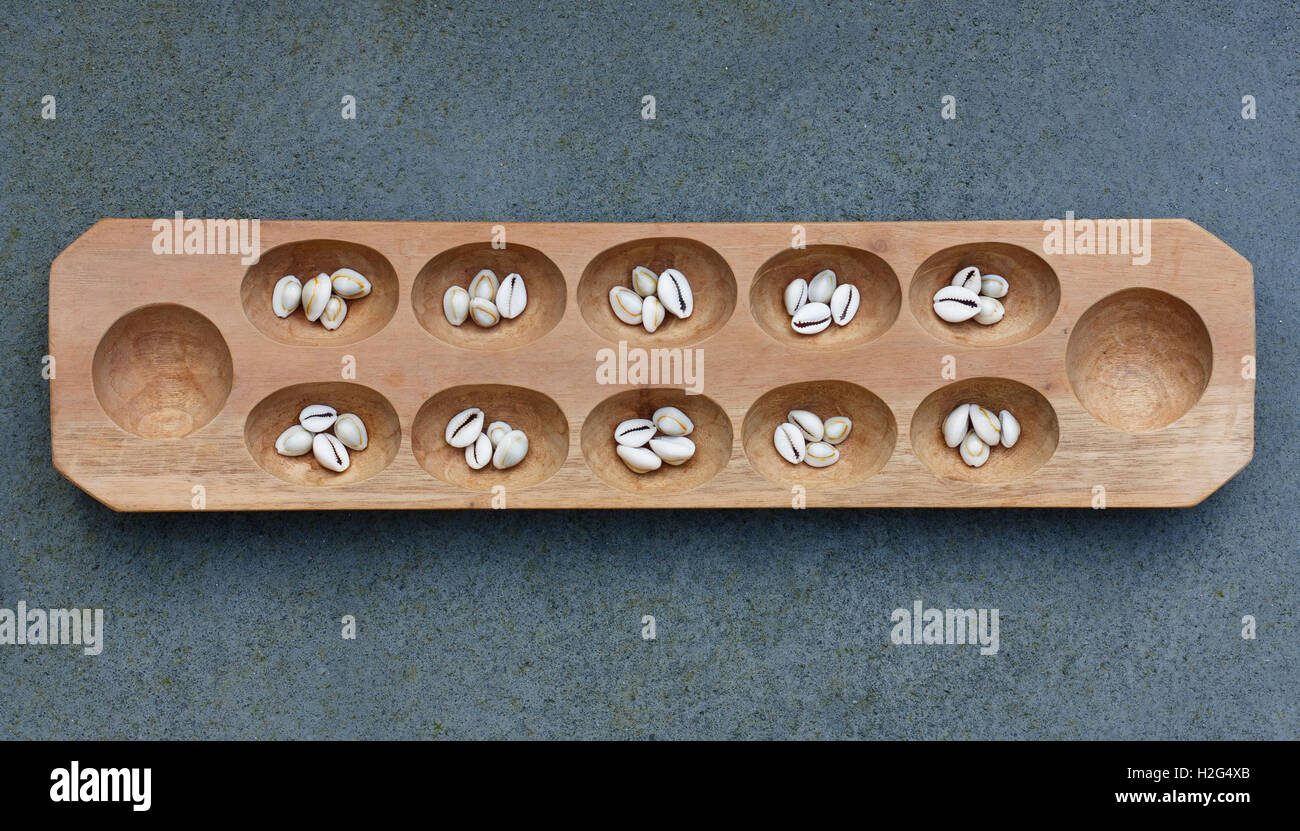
[
  {"xmin": 50, "ymin": 448, "xmax": 129, "ymax": 513},
  {"xmin": 1176, "ymin": 219, "xmax": 1253, "ymax": 277}
]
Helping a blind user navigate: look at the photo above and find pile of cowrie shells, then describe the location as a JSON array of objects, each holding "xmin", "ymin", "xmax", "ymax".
[
  {"xmin": 609, "ymin": 266, "xmax": 693, "ymax": 334},
  {"xmin": 442, "ymin": 269, "xmax": 528, "ymax": 329},
  {"xmin": 942, "ymin": 403, "xmax": 1020, "ymax": 467},
  {"xmin": 773, "ymin": 409, "xmax": 852, "ymax": 467},
  {"xmin": 444, "ymin": 407, "xmax": 529, "ymax": 470},
  {"xmin": 932, "ymin": 266, "xmax": 1009, "ymax": 325},
  {"xmin": 273, "ymin": 268, "xmax": 372, "ymax": 331},
  {"xmin": 784, "ymin": 269, "xmax": 859, "ymax": 335},
  {"xmin": 613, "ymin": 406, "xmax": 697, "ymax": 473},
  {"xmin": 274, "ymin": 404, "xmax": 369, "ymax": 473}
]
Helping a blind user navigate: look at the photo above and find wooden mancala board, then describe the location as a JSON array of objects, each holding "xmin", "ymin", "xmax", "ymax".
[{"xmin": 49, "ymin": 219, "xmax": 1254, "ymax": 510}]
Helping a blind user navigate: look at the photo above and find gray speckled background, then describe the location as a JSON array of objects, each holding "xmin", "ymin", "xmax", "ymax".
[{"xmin": 1, "ymin": 0, "xmax": 1296, "ymax": 739}]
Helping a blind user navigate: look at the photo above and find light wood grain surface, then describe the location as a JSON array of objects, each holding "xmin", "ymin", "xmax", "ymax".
[{"xmin": 50, "ymin": 219, "xmax": 1254, "ymax": 509}]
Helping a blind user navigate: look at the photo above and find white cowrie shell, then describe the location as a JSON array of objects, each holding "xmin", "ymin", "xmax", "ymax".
[
  {"xmin": 652, "ymin": 406, "xmax": 693, "ymax": 437},
  {"xmin": 486, "ymin": 421, "xmax": 512, "ymax": 447},
  {"xmin": 960, "ymin": 430, "xmax": 989, "ymax": 468},
  {"xmin": 442, "ymin": 285, "xmax": 470, "ymax": 326},
  {"xmin": 943, "ymin": 403, "xmax": 971, "ymax": 448},
  {"xmin": 299, "ymin": 404, "xmax": 337, "ymax": 433},
  {"xmin": 444, "ymin": 407, "xmax": 484, "ymax": 448},
  {"xmin": 313, "ymin": 432, "xmax": 350, "ymax": 472},
  {"xmin": 616, "ymin": 444, "xmax": 662, "ymax": 474},
  {"xmin": 774, "ymin": 423, "xmax": 806, "ymax": 464},
  {"xmin": 469, "ymin": 296, "xmax": 500, "ymax": 328},
  {"xmin": 807, "ymin": 269, "xmax": 837, "ymax": 304},
  {"xmin": 631, "ymin": 266, "xmax": 659, "ymax": 297},
  {"xmin": 784, "ymin": 278, "xmax": 808, "ymax": 316},
  {"xmin": 830, "ymin": 283, "xmax": 860, "ymax": 326},
  {"xmin": 302, "ymin": 273, "xmax": 332, "ymax": 322},
  {"xmin": 272, "ymin": 275, "xmax": 302, "ymax": 318},
  {"xmin": 787, "ymin": 409, "xmax": 824, "ymax": 442},
  {"xmin": 932, "ymin": 285, "xmax": 981, "ymax": 322},
  {"xmin": 495, "ymin": 273, "xmax": 527, "ymax": 319},
  {"xmin": 969, "ymin": 405, "xmax": 1002, "ymax": 445},
  {"xmin": 657, "ymin": 268, "xmax": 693, "ymax": 319},
  {"xmin": 974, "ymin": 296, "xmax": 1005, "ymax": 325},
  {"xmin": 492, "ymin": 429, "xmax": 529, "ymax": 469},
  {"xmin": 469, "ymin": 269, "xmax": 499, "ymax": 300},
  {"xmin": 333, "ymin": 413, "xmax": 368, "ymax": 451},
  {"xmin": 999, "ymin": 410, "xmax": 1020, "ymax": 448},
  {"xmin": 466, "ymin": 433, "xmax": 493, "ymax": 470},
  {"xmin": 823, "ymin": 416, "xmax": 852, "ymax": 445},
  {"xmin": 614, "ymin": 418, "xmax": 656, "ymax": 448},
  {"xmin": 320, "ymin": 295, "xmax": 347, "ymax": 330},
  {"xmin": 330, "ymin": 267, "xmax": 371, "ymax": 299},
  {"xmin": 791, "ymin": 302, "xmax": 832, "ymax": 335},
  {"xmin": 804, "ymin": 441, "xmax": 840, "ymax": 467},
  {"xmin": 951, "ymin": 266, "xmax": 982, "ymax": 293},
  {"xmin": 641, "ymin": 295, "xmax": 666, "ymax": 333},
  {"xmin": 980, "ymin": 274, "xmax": 1008, "ymax": 298},
  {"xmin": 274, "ymin": 425, "xmax": 313, "ymax": 457},
  {"xmin": 649, "ymin": 435, "xmax": 695, "ymax": 465},
  {"xmin": 609, "ymin": 286, "xmax": 643, "ymax": 325}
]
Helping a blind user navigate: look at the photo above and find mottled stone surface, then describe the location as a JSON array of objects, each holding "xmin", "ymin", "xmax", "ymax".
[{"xmin": 0, "ymin": 0, "xmax": 1294, "ymax": 739}]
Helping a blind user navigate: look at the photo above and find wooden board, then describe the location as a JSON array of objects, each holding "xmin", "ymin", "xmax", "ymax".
[{"xmin": 49, "ymin": 219, "xmax": 1254, "ymax": 510}]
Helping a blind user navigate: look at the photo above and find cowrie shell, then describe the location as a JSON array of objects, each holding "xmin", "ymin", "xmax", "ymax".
[
  {"xmin": 492, "ymin": 429, "xmax": 529, "ymax": 469},
  {"xmin": 830, "ymin": 283, "xmax": 860, "ymax": 326},
  {"xmin": 616, "ymin": 444, "xmax": 662, "ymax": 474},
  {"xmin": 804, "ymin": 441, "xmax": 840, "ymax": 467},
  {"xmin": 807, "ymin": 269, "xmax": 837, "ymax": 304},
  {"xmin": 299, "ymin": 404, "xmax": 338, "ymax": 433},
  {"xmin": 641, "ymin": 295, "xmax": 666, "ymax": 333},
  {"xmin": 791, "ymin": 302, "xmax": 832, "ymax": 335},
  {"xmin": 823, "ymin": 416, "xmax": 852, "ymax": 445},
  {"xmin": 774, "ymin": 422, "xmax": 806, "ymax": 464},
  {"xmin": 442, "ymin": 286, "xmax": 470, "ymax": 326},
  {"xmin": 932, "ymin": 285, "xmax": 981, "ymax": 322},
  {"xmin": 657, "ymin": 268, "xmax": 693, "ymax": 319},
  {"xmin": 330, "ymin": 267, "xmax": 371, "ymax": 299},
  {"xmin": 943, "ymin": 403, "xmax": 971, "ymax": 448},
  {"xmin": 272, "ymin": 275, "xmax": 302, "ymax": 318},
  {"xmin": 469, "ymin": 269, "xmax": 499, "ymax": 300},
  {"xmin": 652, "ymin": 406, "xmax": 693, "ymax": 437},
  {"xmin": 951, "ymin": 266, "xmax": 982, "ymax": 293},
  {"xmin": 466, "ymin": 433, "xmax": 493, "ymax": 470},
  {"xmin": 609, "ymin": 286, "xmax": 643, "ymax": 325},
  {"xmin": 495, "ymin": 273, "xmax": 527, "ymax": 319},
  {"xmin": 960, "ymin": 430, "xmax": 989, "ymax": 468},
  {"xmin": 980, "ymin": 274, "xmax": 1008, "ymax": 298},
  {"xmin": 649, "ymin": 435, "xmax": 695, "ymax": 465},
  {"xmin": 333, "ymin": 413, "xmax": 368, "ymax": 451},
  {"xmin": 302, "ymin": 273, "xmax": 332, "ymax": 322},
  {"xmin": 274, "ymin": 425, "xmax": 313, "ymax": 457},
  {"xmin": 969, "ymin": 405, "xmax": 1002, "ymax": 445},
  {"xmin": 787, "ymin": 410, "xmax": 824, "ymax": 442},
  {"xmin": 631, "ymin": 266, "xmax": 659, "ymax": 297},
  {"xmin": 974, "ymin": 296, "xmax": 1005, "ymax": 325},
  {"xmin": 445, "ymin": 407, "xmax": 484, "ymax": 447},
  {"xmin": 320, "ymin": 295, "xmax": 347, "ymax": 330},
  {"xmin": 469, "ymin": 297, "xmax": 500, "ymax": 328},
  {"xmin": 999, "ymin": 410, "xmax": 1020, "ymax": 448},
  {"xmin": 312, "ymin": 432, "xmax": 350, "ymax": 472},
  {"xmin": 486, "ymin": 421, "xmax": 512, "ymax": 447},
  {"xmin": 784, "ymin": 278, "xmax": 808, "ymax": 316},
  {"xmin": 614, "ymin": 418, "xmax": 656, "ymax": 447}
]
